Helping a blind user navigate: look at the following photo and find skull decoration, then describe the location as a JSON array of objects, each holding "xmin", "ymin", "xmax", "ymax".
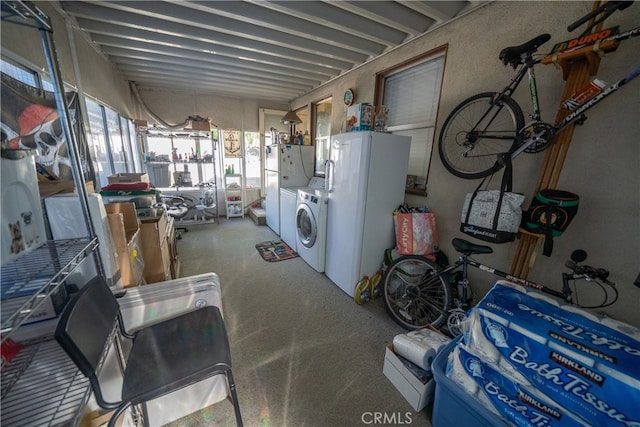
[{"xmin": 7, "ymin": 104, "xmax": 74, "ymax": 177}]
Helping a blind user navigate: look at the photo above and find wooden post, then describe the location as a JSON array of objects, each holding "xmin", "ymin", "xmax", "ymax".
[{"xmin": 509, "ymin": 1, "xmax": 620, "ymax": 277}]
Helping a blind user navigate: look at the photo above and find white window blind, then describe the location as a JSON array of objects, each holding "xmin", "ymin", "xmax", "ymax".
[{"xmin": 383, "ymin": 55, "xmax": 444, "ymax": 181}]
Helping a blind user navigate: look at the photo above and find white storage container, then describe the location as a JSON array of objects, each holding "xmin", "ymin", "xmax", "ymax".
[{"xmin": 1, "ymin": 149, "xmax": 47, "ymax": 266}]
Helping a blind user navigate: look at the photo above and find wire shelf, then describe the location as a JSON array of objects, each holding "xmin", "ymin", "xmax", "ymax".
[
  {"xmin": 1, "ymin": 238, "xmax": 98, "ymax": 342},
  {"xmin": 1, "ymin": 337, "xmax": 90, "ymax": 427}
]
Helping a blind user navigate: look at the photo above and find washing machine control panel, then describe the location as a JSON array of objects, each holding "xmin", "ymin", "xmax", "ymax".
[{"xmin": 299, "ymin": 192, "xmax": 318, "ymax": 204}]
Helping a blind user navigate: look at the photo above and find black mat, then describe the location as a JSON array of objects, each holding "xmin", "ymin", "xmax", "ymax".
[{"xmin": 255, "ymin": 240, "xmax": 299, "ymax": 262}]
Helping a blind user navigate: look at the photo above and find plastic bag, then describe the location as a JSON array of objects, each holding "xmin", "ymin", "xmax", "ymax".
[{"xmin": 394, "ymin": 205, "xmax": 439, "ymax": 255}]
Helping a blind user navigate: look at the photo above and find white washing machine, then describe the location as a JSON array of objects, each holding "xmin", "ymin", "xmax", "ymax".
[
  {"xmin": 280, "ymin": 177, "xmax": 325, "ymax": 252},
  {"xmin": 296, "ymin": 186, "xmax": 328, "ymax": 272}
]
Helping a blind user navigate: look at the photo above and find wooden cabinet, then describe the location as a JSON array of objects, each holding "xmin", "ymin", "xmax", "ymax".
[{"xmin": 139, "ymin": 211, "xmax": 177, "ymax": 284}]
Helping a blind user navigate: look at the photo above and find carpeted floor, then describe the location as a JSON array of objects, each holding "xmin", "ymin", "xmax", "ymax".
[{"xmin": 165, "ymin": 218, "xmax": 433, "ymax": 427}]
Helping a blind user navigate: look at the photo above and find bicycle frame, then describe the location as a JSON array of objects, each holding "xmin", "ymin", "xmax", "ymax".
[
  {"xmin": 556, "ymin": 64, "xmax": 640, "ymax": 128},
  {"xmin": 507, "ymin": 28, "xmax": 640, "ymax": 160},
  {"xmin": 450, "ymin": 253, "xmax": 570, "ymax": 302},
  {"xmin": 495, "ymin": 57, "xmax": 542, "ymax": 119}
]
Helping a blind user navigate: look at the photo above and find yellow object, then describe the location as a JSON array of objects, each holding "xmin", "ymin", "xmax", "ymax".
[
  {"xmin": 354, "ymin": 276, "xmax": 371, "ymax": 304},
  {"xmin": 369, "ymin": 271, "xmax": 383, "ymax": 299}
]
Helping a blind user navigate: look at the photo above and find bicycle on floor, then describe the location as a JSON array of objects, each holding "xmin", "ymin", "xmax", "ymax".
[
  {"xmin": 438, "ymin": 1, "xmax": 640, "ymax": 179},
  {"xmin": 381, "ymin": 237, "xmax": 618, "ymax": 335}
]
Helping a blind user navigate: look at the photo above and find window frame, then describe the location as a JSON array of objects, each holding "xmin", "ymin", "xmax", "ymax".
[
  {"xmin": 311, "ymin": 96, "xmax": 332, "ymax": 177},
  {"xmin": 375, "ymin": 45, "xmax": 447, "ymax": 196}
]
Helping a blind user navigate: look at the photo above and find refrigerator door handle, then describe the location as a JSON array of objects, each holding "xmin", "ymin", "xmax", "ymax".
[{"xmin": 325, "ymin": 160, "xmax": 334, "ymax": 192}]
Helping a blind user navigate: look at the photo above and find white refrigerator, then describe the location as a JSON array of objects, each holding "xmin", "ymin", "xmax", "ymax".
[
  {"xmin": 264, "ymin": 144, "xmax": 315, "ymax": 234},
  {"xmin": 325, "ymin": 131, "xmax": 411, "ymax": 297}
]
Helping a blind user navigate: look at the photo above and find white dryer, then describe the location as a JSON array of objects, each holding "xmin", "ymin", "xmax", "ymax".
[
  {"xmin": 296, "ymin": 186, "xmax": 328, "ymax": 272},
  {"xmin": 279, "ymin": 187, "xmax": 298, "ymax": 251}
]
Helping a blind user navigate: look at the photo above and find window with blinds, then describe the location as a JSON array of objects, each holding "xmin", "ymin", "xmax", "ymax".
[{"xmin": 377, "ymin": 50, "xmax": 445, "ymax": 195}]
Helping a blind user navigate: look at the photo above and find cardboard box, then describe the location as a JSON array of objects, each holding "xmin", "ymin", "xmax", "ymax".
[
  {"xmin": 191, "ymin": 120, "xmax": 211, "ymax": 131},
  {"xmin": 105, "ymin": 203, "xmax": 140, "ymax": 234},
  {"xmin": 38, "ymin": 179, "xmax": 95, "ymax": 198},
  {"xmin": 383, "ymin": 344, "xmax": 435, "ymax": 411},
  {"xmin": 107, "ymin": 173, "xmax": 149, "ymax": 184},
  {"xmin": 139, "ymin": 213, "xmax": 172, "ymax": 284},
  {"xmin": 78, "ymin": 409, "xmax": 126, "ymax": 427},
  {"xmin": 38, "ymin": 179, "xmax": 74, "ymax": 197},
  {"xmin": 346, "ymin": 103, "xmax": 373, "ymax": 132},
  {"xmin": 105, "ymin": 203, "xmax": 142, "ymax": 288}
]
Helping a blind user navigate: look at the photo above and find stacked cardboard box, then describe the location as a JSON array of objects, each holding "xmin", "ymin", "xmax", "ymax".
[
  {"xmin": 107, "ymin": 173, "xmax": 149, "ymax": 184},
  {"xmin": 139, "ymin": 212, "xmax": 174, "ymax": 284},
  {"xmin": 105, "ymin": 203, "xmax": 142, "ymax": 288}
]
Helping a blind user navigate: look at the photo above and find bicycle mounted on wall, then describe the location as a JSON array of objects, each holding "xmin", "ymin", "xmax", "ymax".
[{"xmin": 438, "ymin": 1, "xmax": 639, "ymax": 180}]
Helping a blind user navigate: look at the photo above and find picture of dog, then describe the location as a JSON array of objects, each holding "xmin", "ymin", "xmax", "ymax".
[{"xmin": 8, "ymin": 221, "xmax": 25, "ymax": 254}]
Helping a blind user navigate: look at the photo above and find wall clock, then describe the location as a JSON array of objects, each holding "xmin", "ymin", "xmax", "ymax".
[{"xmin": 343, "ymin": 88, "xmax": 355, "ymax": 106}]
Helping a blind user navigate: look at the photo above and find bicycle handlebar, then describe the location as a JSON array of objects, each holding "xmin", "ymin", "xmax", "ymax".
[
  {"xmin": 565, "ymin": 260, "xmax": 614, "ymax": 285},
  {"xmin": 567, "ymin": 1, "xmax": 634, "ymax": 34}
]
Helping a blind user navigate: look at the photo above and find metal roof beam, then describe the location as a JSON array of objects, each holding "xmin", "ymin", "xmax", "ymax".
[
  {"xmin": 101, "ymin": 46, "xmax": 332, "ymax": 82},
  {"xmin": 90, "ymin": 33, "xmax": 345, "ymax": 76},
  {"xmin": 76, "ymin": 19, "xmax": 354, "ymax": 71}
]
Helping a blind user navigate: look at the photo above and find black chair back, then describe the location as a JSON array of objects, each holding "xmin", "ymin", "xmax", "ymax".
[{"xmin": 55, "ymin": 276, "xmax": 121, "ymax": 408}]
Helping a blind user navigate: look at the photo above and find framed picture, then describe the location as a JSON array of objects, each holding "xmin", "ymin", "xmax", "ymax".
[{"xmin": 223, "ymin": 129, "xmax": 242, "ymax": 157}]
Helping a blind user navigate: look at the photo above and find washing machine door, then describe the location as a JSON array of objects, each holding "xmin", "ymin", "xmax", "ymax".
[{"xmin": 296, "ymin": 203, "xmax": 317, "ymax": 248}]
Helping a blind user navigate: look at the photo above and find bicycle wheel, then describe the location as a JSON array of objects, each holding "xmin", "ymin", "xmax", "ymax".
[
  {"xmin": 382, "ymin": 255, "xmax": 452, "ymax": 330},
  {"xmin": 438, "ymin": 92, "xmax": 524, "ymax": 179}
]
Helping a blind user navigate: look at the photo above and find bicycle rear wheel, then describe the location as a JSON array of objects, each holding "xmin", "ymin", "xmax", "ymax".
[
  {"xmin": 438, "ymin": 92, "xmax": 524, "ymax": 179},
  {"xmin": 382, "ymin": 255, "xmax": 451, "ymax": 330}
]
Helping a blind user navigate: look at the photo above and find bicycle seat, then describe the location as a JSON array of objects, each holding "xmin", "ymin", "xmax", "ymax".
[
  {"xmin": 499, "ymin": 33, "xmax": 551, "ymax": 68},
  {"xmin": 452, "ymin": 238, "xmax": 493, "ymax": 255}
]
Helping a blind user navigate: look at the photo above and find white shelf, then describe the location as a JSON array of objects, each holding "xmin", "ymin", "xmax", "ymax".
[{"xmin": 224, "ymin": 173, "xmax": 245, "ymax": 218}]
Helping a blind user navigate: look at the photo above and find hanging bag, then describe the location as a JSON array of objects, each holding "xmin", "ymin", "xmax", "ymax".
[
  {"xmin": 460, "ymin": 159, "xmax": 524, "ymax": 244},
  {"xmin": 522, "ymin": 189, "xmax": 579, "ymax": 256}
]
